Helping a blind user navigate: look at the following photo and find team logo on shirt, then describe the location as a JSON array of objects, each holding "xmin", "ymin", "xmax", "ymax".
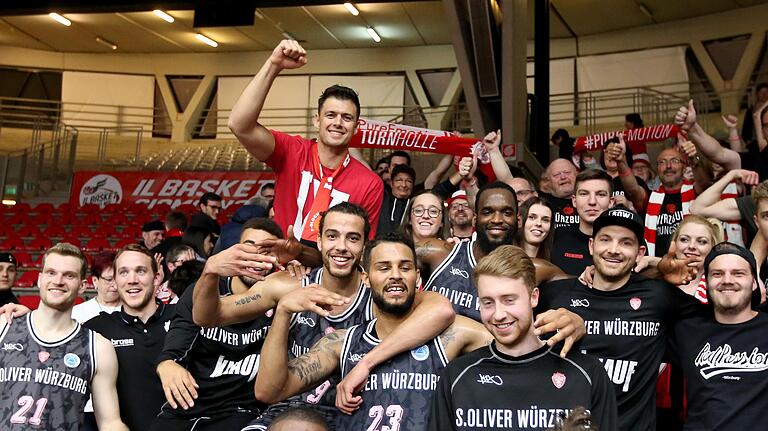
[
  {"xmin": 694, "ymin": 343, "xmax": 768, "ymax": 379},
  {"xmin": 64, "ymin": 353, "xmax": 81, "ymax": 368},
  {"xmin": 551, "ymin": 372, "xmax": 566, "ymax": 389},
  {"xmin": 629, "ymin": 297, "xmax": 642, "ymax": 310},
  {"xmin": 563, "ymin": 206, "xmax": 575, "ymax": 215},
  {"xmin": 666, "ymin": 204, "xmax": 677, "ymax": 214},
  {"xmin": 38, "ymin": 351, "xmax": 50, "ymax": 363},
  {"xmin": 325, "ymin": 326, "xmax": 336, "ymax": 335},
  {"xmin": 411, "ymin": 345, "xmax": 430, "ymax": 361}
]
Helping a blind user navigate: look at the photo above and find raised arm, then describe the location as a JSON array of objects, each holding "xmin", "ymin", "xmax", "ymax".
[
  {"xmin": 228, "ymin": 40, "xmax": 307, "ymax": 161},
  {"xmin": 424, "ymin": 154, "xmax": 454, "ymax": 189},
  {"xmin": 191, "ymin": 243, "xmax": 283, "ymax": 327},
  {"xmin": 722, "ymin": 114, "xmax": 744, "ymax": 153},
  {"xmin": 754, "ymin": 100, "xmax": 768, "ymax": 152},
  {"xmin": 690, "ymin": 169, "xmax": 758, "ymax": 220},
  {"xmin": 91, "ymin": 334, "xmax": 129, "ymax": 431},
  {"xmin": 481, "ymin": 130, "xmax": 513, "ymax": 183},
  {"xmin": 254, "ymin": 287, "xmax": 346, "ymax": 404},
  {"xmin": 675, "ymin": 99, "xmax": 741, "ymax": 171},
  {"xmin": 611, "ymin": 135, "xmax": 647, "ymax": 211}
]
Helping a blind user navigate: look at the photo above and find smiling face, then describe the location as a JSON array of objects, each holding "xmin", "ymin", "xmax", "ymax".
[
  {"xmin": 0, "ymin": 262, "xmax": 18, "ymax": 290},
  {"xmin": 115, "ymin": 250, "xmax": 160, "ymax": 314},
  {"xmin": 93, "ymin": 266, "xmax": 119, "ymax": 305},
  {"xmin": 478, "ymin": 275, "xmax": 538, "ymax": 350},
  {"xmin": 391, "ymin": 172, "xmax": 414, "ymax": 199},
  {"xmin": 314, "ymin": 97, "xmax": 358, "ymax": 149},
  {"xmin": 476, "ymin": 188, "xmax": 518, "ymax": 254},
  {"xmin": 409, "ymin": 193, "xmax": 443, "ymax": 241},
  {"xmin": 363, "ymin": 241, "xmax": 419, "ymax": 317},
  {"xmin": 521, "ymin": 204, "xmax": 552, "ymax": 246},
  {"xmin": 318, "ymin": 211, "xmax": 365, "ymax": 279},
  {"xmin": 707, "ymin": 254, "xmax": 756, "ymax": 317},
  {"xmin": 38, "ymin": 254, "xmax": 84, "ymax": 312},
  {"xmin": 572, "ymin": 179, "xmax": 612, "ymax": 225},
  {"xmin": 674, "ymin": 222, "xmax": 714, "ymax": 271},
  {"xmin": 589, "ymin": 225, "xmax": 645, "ymax": 282},
  {"xmin": 448, "ymin": 197, "xmax": 473, "ymax": 228},
  {"xmin": 656, "ymin": 148, "xmax": 685, "ymax": 189},
  {"xmin": 547, "ymin": 159, "xmax": 577, "ymax": 198}
]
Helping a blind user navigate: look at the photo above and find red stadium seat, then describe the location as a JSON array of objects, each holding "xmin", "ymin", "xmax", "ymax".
[
  {"xmin": 57, "ymin": 202, "xmax": 73, "ymax": 212},
  {"xmin": 23, "ymin": 236, "xmax": 52, "ymax": 251},
  {"xmin": 13, "ymin": 203, "xmax": 31, "ymax": 213},
  {"xmin": 93, "ymin": 225, "xmax": 118, "ymax": 238},
  {"xmin": 0, "ymin": 235, "xmax": 24, "ymax": 250},
  {"xmin": 13, "ymin": 252, "xmax": 34, "ymax": 269},
  {"xmin": 175, "ymin": 204, "xmax": 197, "ymax": 214},
  {"xmin": 80, "ymin": 203, "xmax": 100, "ymax": 214},
  {"xmin": 59, "ymin": 236, "xmax": 81, "ymax": 247},
  {"xmin": 17, "ymin": 295, "xmax": 41, "ymax": 310},
  {"xmin": 16, "ymin": 270, "xmax": 39, "ymax": 287},
  {"xmin": 69, "ymin": 225, "xmax": 94, "ymax": 238},
  {"xmin": 17, "ymin": 225, "xmax": 40, "ymax": 238},
  {"xmin": 33, "ymin": 203, "xmax": 54, "ymax": 213},
  {"xmin": 43, "ymin": 225, "xmax": 66, "ymax": 237},
  {"xmin": 83, "ymin": 237, "xmax": 112, "ymax": 252},
  {"xmin": 115, "ymin": 237, "xmax": 136, "ymax": 249}
]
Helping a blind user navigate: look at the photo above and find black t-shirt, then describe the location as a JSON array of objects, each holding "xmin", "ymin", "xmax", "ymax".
[
  {"xmin": 540, "ymin": 192, "xmax": 579, "ymax": 230},
  {"xmin": 739, "ymin": 147, "xmax": 768, "ymax": 182},
  {"xmin": 428, "ymin": 343, "xmax": 617, "ymax": 431},
  {"xmin": 0, "ymin": 289, "xmax": 18, "ymax": 307},
  {"xmin": 669, "ymin": 312, "xmax": 768, "ymax": 430},
  {"xmin": 84, "ymin": 303, "xmax": 175, "ymax": 431},
  {"xmin": 551, "ymin": 225, "xmax": 593, "ymax": 276},
  {"xmin": 652, "ymin": 192, "xmax": 684, "ymax": 257},
  {"xmin": 536, "ymin": 275, "xmax": 704, "ymax": 431},
  {"xmin": 735, "ymin": 194, "xmax": 758, "ymax": 242}
]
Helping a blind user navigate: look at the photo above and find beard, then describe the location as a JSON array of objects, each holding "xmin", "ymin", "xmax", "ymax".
[
  {"xmin": 709, "ymin": 284, "xmax": 754, "ymax": 315},
  {"xmin": 593, "ymin": 253, "xmax": 634, "ymax": 282},
  {"xmin": 371, "ymin": 286, "xmax": 415, "ymax": 317},
  {"xmin": 476, "ymin": 224, "xmax": 517, "ymax": 255}
]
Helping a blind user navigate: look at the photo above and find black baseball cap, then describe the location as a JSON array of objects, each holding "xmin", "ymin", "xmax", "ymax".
[
  {"xmin": 0, "ymin": 252, "xmax": 16, "ymax": 266},
  {"xmin": 703, "ymin": 242, "xmax": 758, "ymax": 278},
  {"xmin": 592, "ymin": 207, "xmax": 644, "ymax": 244},
  {"xmin": 142, "ymin": 220, "xmax": 165, "ymax": 232}
]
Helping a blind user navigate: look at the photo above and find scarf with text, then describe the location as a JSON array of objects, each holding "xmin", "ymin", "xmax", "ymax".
[
  {"xmin": 644, "ymin": 181, "xmax": 696, "ymax": 257},
  {"xmin": 572, "ymin": 124, "xmax": 681, "ymax": 154}
]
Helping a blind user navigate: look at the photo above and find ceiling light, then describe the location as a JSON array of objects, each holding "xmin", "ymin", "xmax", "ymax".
[
  {"xmin": 195, "ymin": 33, "xmax": 218, "ymax": 48},
  {"xmin": 254, "ymin": 9, "xmax": 264, "ymax": 19},
  {"xmin": 2, "ymin": 199, "xmax": 16, "ymax": 206},
  {"xmin": 96, "ymin": 36, "xmax": 118, "ymax": 50},
  {"xmin": 153, "ymin": 10, "xmax": 175, "ymax": 23},
  {"xmin": 366, "ymin": 27, "xmax": 381, "ymax": 43},
  {"xmin": 344, "ymin": 2, "xmax": 360, "ymax": 16},
  {"xmin": 49, "ymin": 13, "xmax": 71, "ymax": 27},
  {"xmin": 638, "ymin": 3, "xmax": 653, "ymax": 19}
]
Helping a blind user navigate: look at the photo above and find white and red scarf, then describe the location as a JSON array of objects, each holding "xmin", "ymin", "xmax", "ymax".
[{"xmin": 644, "ymin": 182, "xmax": 695, "ymax": 257}]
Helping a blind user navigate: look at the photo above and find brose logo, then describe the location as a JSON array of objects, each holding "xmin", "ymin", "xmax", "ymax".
[
  {"xmin": 79, "ymin": 175, "xmax": 122, "ymax": 208},
  {"xmin": 476, "ymin": 374, "xmax": 503, "ymax": 385},
  {"xmin": 296, "ymin": 316, "xmax": 316, "ymax": 327}
]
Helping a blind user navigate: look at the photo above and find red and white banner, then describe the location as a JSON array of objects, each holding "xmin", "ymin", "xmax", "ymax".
[
  {"xmin": 70, "ymin": 171, "xmax": 275, "ymax": 209},
  {"xmin": 349, "ymin": 119, "xmax": 500, "ymax": 180},
  {"xmin": 573, "ymin": 124, "xmax": 681, "ymax": 153}
]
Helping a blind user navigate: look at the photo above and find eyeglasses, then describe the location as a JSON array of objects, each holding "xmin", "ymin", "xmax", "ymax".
[
  {"xmin": 516, "ymin": 189, "xmax": 535, "ymax": 197},
  {"xmin": 657, "ymin": 158, "xmax": 682, "ymax": 167},
  {"xmin": 99, "ymin": 276, "xmax": 115, "ymax": 284},
  {"xmin": 393, "ymin": 177, "xmax": 414, "ymax": 185},
  {"xmin": 450, "ymin": 202, "xmax": 469, "ymax": 210},
  {"xmin": 207, "ymin": 204, "xmax": 222, "ymax": 210},
  {"xmin": 412, "ymin": 206, "xmax": 441, "ymax": 218}
]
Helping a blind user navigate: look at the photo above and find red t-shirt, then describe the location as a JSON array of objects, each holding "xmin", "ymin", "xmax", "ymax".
[{"xmin": 266, "ymin": 130, "xmax": 383, "ymax": 240}]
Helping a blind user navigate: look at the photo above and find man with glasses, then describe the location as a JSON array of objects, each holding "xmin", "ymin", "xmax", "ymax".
[
  {"xmin": 644, "ymin": 146, "xmax": 707, "ymax": 257},
  {"xmin": 156, "ymin": 244, "xmax": 196, "ymax": 304},
  {"xmin": 191, "ymin": 192, "xmax": 224, "ymax": 237},
  {"xmin": 506, "ymin": 177, "xmax": 538, "ymax": 205},
  {"xmin": 447, "ymin": 190, "xmax": 474, "ymax": 239},
  {"xmin": 540, "ymin": 159, "xmax": 579, "ymax": 230},
  {"xmin": 377, "ymin": 164, "xmax": 416, "ymax": 235}
]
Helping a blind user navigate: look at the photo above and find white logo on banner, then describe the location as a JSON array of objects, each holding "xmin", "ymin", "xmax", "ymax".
[{"xmin": 79, "ymin": 175, "xmax": 123, "ymax": 208}]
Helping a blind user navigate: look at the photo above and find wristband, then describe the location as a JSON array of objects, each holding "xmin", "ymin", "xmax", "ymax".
[{"xmin": 618, "ymin": 169, "xmax": 633, "ymax": 178}]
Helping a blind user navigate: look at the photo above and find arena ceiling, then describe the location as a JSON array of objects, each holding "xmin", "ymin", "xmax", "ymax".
[{"xmin": 0, "ymin": 0, "xmax": 765, "ymax": 53}]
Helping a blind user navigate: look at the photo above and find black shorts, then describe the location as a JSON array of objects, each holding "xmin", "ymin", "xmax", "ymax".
[{"xmin": 148, "ymin": 411, "xmax": 256, "ymax": 431}]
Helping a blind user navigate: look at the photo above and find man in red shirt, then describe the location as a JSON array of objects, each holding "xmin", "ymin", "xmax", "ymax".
[{"xmin": 228, "ymin": 39, "xmax": 383, "ymax": 246}]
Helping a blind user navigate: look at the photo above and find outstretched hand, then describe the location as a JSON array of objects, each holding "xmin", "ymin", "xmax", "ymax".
[
  {"xmin": 657, "ymin": 242, "xmax": 700, "ymax": 286},
  {"xmin": 533, "ymin": 309, "xmax": 585, "ymax": 358}
]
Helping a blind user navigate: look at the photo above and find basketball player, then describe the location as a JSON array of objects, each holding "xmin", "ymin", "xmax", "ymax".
[{"xmin": 0, "ymin": 243, "xmax": 127, "ymax": 430}]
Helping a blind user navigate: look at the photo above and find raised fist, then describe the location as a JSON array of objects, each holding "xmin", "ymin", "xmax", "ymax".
[{"xmin": 269, "ymin": 39, "xmax": 308, "ymax": 70}]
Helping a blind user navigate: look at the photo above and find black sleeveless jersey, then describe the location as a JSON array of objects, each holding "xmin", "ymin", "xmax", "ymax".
[
  {"xmin": 0, "ymin": 313, "xmax": 95, "ymax": 431},
  {"xmin": 428, "ymin": 343, "xmax": 617, "ymax": 430},
  {"xmin": 244, "ymin": 266, "xmax": 374, "ymax": 430},
  {"xmin": 337, "ymin": 319, "xmax": 449, "ymax": 431},
  {"xmin": 158, "ymin": 276, "xmax": 272, "ymax": 418},
  {"xmin": 422, "ymin": 239, "xmax": 480, "ymax": 321}
]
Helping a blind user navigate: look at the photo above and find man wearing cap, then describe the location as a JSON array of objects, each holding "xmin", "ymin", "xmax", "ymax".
[
  {"xmin": 447, "ymin": 190, "xmax": 474, "ymax": 239},
  {"xmin": 142, "ymin": 220, "xmax": 166, "ymax": 250},
  {"xmin": 377, "ymin": 164, "xmax": 416, "ymax": 235},
  {"xmin": 0, "ymin": 252, "xmax": 18, "ymax": 306},
  {"xmin": 667, "ymin": 242, "xmax": 768, "ymax": 429},
  {"xmin": 537, "ymin": 207, "xmax": 703, "ymax": 431}
]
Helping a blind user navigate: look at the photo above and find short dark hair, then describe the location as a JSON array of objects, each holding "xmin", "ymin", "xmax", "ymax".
[
  {"xmin": 165, "ymin": 211, "xmax": 187, "ymax": 230},
  {"xmin": 199, "ymin": 192, "xmax": 222, "ymax": 206},
  {"xmin": 757, "ymin": 82, "xmax": 768, "ymax": 92},
  {"xmin": 575, "ymin": 169, "xmax": 613, "ymax": 195},
  {"xmin": 182, "ymin": 226, "xmax": 213, "ymax": 258},
  {"xmin": 168, "ymin": 260, "xmax": 205, "ymax": 298},
  {"xmin": 115, "ymin": 243, "xmax": 157, "ymax": 274},
  {"xmin": 391, "ymin": 164, "xmax": 416, "ymax": 182},
  {"xmin": 318, "ymin": 202, "xmax": 371, "ymax": 241},
  {"xmin": 268, "ymin": 406, "xmax": 329, "ymax": 430},
  {"xmin": 91, "ymin": 251, "xmax": 117, "ymax": 278},
  {"xmin": 389, "ymin": 150, "xmax": 411, "ymax": 166},
  {"xmin": 625, "ymin": 113, "xmax": 644, "ymax": 128},
  {"xmin": 551, "ymin": 128, "xmax": 570, "ymax": 142},
  {"xmin": 242, "ymin": 218, "xmax": 283, "ymax": 240},
  {"xmin": 475, "ymin": 181, "xmax": 518, "ymax": 214},
  {"xmin": 166, "ymin": 244, "xmax": 194, "ymax": 263},
  {"xmin": 375, "ymin": 157, "xmax": 390, "ymax": 169},
  {"xmin": 318, "ymin": 85, "xmax": 360, "ymax": 119},
  {"xmin": 363, "ymin": 231, "xmax": 416, "ymax": 272},
  {"xmin": 260, "ymin": 182, "xmax": 275, "ymax": 192}
]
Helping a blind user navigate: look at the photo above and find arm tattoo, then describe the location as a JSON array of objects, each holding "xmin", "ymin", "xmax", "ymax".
[
  {"xmin": 439, "ymin": 325, "xmax": 457, "ymax": 348},
  {"xmin": 234, "ymin": 294, "xmax": 262, "ymax": 306},
  {"xmin": 287, "ymin": 330, "xmax": 344, "ymax": 385}
]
